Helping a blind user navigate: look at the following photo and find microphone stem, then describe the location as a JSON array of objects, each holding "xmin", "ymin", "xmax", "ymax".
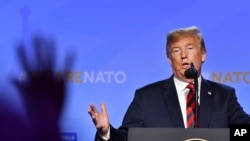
[{"xmin": 194, "ymin": 75, "xmax": 199, "ymax": 128}]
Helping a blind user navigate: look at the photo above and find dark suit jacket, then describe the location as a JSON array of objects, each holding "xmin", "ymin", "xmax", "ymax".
[{"xmin": 95, "ymin": 75, "xmax": 250, "ymax": 141}]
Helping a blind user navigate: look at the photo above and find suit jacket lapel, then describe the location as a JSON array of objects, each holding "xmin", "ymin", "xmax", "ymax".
[
  {"xmin": 162, "ymin": 76, "xmax": 185, "ymax": 127},
  {"xmin": 199, "ymin": 78, "xmax": 214, "ymax": 127}
]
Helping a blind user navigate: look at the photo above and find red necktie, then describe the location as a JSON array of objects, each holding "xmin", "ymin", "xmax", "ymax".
[{"xmin": 186, "ymin": 83, "xmax": 196, "ymax": 128}]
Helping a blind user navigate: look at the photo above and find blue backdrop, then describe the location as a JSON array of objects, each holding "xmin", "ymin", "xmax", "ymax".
[{"xmin": 0, "ymin": 0, "xmax": 250, "ymax": 140}]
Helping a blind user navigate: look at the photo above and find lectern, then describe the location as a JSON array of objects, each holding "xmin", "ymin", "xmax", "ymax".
[{"xmin": 128, "ymin": 128, "xmax": 229, "ymax": 141}]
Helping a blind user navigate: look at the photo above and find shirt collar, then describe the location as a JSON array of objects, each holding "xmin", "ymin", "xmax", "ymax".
[{"xmin": 173, "ymin": 75, "xmax": 202, "ymax": 92}]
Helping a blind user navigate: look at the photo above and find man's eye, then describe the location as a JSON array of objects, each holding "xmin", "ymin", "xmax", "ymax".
[
  {"xmin": 172, "ymin": 49, "xmax": 180, "ymax": 53},
  {"xmin": 187, "ymin": 46, "xmax": 194, "ymax": 50}
]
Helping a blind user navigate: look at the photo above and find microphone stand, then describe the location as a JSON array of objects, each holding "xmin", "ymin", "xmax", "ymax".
[
  {"xmin": 193, "ymin": 72, "xmax": 199, "ymax": 128},
  {"xmin": 184, "ymin": 63, "xmax": 199, "ymax": 128}
]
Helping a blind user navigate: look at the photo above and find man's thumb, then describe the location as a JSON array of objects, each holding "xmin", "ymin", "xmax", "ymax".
[{"xmin": 100, "ymin": 103, "xmax": 107, "ymax": 114}]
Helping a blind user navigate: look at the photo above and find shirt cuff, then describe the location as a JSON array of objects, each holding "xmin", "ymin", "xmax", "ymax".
[{"xmin": 99, "ymin": 127, "xmax": 110, "ymax": 141}]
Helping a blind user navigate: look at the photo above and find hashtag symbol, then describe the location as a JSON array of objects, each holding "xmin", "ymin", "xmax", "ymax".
[{"xmin": 18, "ymin": 71, "xmax": 27, "ymax": 82}]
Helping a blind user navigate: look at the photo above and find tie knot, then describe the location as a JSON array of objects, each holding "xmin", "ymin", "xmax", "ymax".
[{"xmin": 186, "ymin": 83, "xmax": 194, "ymax": 90}]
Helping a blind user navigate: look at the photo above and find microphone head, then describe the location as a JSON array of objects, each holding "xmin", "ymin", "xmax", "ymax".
[{"xmin": 184, "ymin": 63, "xmax": 198, "ymax": 79}]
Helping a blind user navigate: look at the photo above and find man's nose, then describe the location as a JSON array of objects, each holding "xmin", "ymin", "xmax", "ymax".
[{"xmin": 181, "ymin": 50, "xmax": 187, "ymax": 59}]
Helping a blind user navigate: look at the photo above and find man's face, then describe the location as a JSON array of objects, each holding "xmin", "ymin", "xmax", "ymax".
[{"xmin": 168, "ymin": 36, "xmax": 206, "ymax": 82}]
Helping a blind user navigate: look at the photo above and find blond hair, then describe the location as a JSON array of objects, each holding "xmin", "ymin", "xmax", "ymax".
[{"xmin": 166, "ymin": 26, "xmax": 206, "ymax": 57}]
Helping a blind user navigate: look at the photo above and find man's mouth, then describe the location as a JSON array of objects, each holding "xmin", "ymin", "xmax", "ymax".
[{"xmin": 182, "ymin": 63, "xmax": 190, "ymax": 69}]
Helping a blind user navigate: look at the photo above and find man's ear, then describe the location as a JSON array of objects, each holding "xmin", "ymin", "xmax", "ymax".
[
  {"xmin": 201, "ymin": 50, "xmax": 206, "ymax": 63},
  {"xmin": 168, "ymin": 57, "xmax": 172, "ymax": 66}
]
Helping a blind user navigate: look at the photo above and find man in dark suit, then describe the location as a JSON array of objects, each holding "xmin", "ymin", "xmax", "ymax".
[{"xmin": 88, "ymin": 26, "xmax": 250, "ymax": 141}]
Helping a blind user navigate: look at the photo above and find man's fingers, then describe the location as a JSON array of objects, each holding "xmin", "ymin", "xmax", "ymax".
[
  {"xmin": 88, "ymin": 103, "xmax": 109, "ymax": 132},
  {"xmin": 87, "ymin": 109, "xmax": 94, "ymax": 118},
  {"xmin": 89, "ymin": 103, "xmax": 98, "ymax": 113},
  {"xmin": 88, "ymin": 104, "xmax": 98, "ymax": 120}
]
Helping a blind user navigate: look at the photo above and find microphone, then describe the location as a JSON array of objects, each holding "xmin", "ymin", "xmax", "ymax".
[{"xmin": 184, "ymin": 63, "xmax": 198, "ymax": 79}]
